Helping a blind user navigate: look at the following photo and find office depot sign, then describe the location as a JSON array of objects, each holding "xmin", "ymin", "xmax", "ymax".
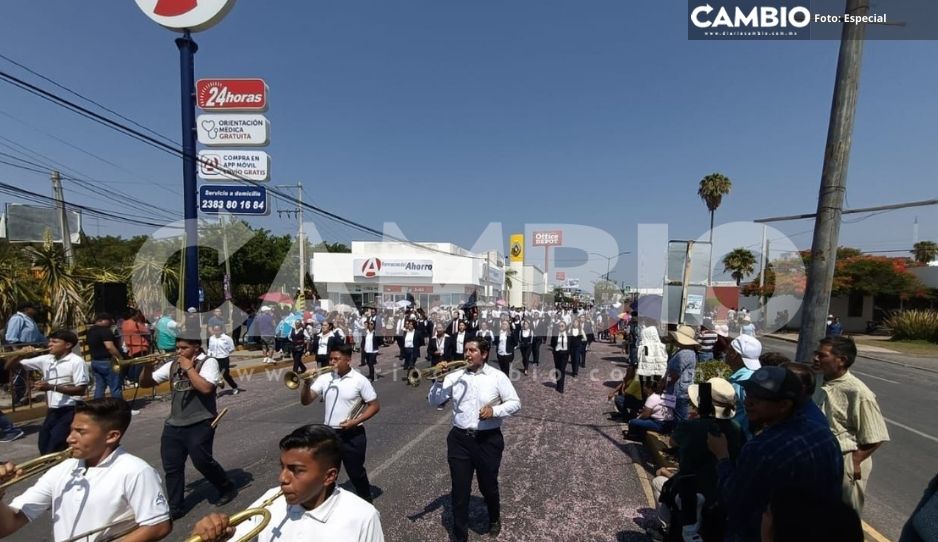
[
  {"xmin": 197, "ymin": 79, "xmax": 268, "ymax": 111},
  {"xmin": 533, "ymin": 230, "xmax": 563, "ymax": 246}
]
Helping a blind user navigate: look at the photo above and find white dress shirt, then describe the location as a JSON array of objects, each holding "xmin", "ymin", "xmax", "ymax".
[
  {"xmin": 231, "ymin": 486, "xmax": 384, "ymax": 542},
  {"xmin": 150, "ymin": 353, "xmax": 220, "ymax": 386},
  {"xmin": 497, "ymin": 333, "xmax": 509, "ymax": 356},
  {"xmin": 310, "ymin": 369, "xmax": 377, "ymax": 428},
  {"xmin": 555, "ymin": 332, "xmax": 568, "ymax": 351},
  {"xmin": 455, "ymin": 332, "xmax": 466, "ymax": 355},
  {"xmin": 20, "ymin": 353, "xmax": 88, "ymax": 408},
  {"xmin": 404, "ymin": 330, "xmax": 415, "ymax": 348},
  {"xmin": 427, "ymin": 364, "xmax": 521, "ymax": 431},
  {"xmin": 10, "ymin": 447, "xmax": 169, "ymax": 542},
  {"xmin": 364, "ymin": 331, "xmax": 376, "ymax": 354},
  {"xmin": 207, "ymin": 334, "xmax": 235, "ymax": 359},
  {"xmin": 317, "ymin": 332, "xmax": 331, "ymax": 355}
]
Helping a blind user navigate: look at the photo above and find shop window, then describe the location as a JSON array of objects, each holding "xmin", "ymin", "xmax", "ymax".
[{"xmin": 847, "ymin": 292, "xmax": 864, "ymax": 318}]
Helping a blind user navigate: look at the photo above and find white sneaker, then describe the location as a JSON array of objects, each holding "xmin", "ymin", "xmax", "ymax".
[
  {"xmin": 130, "ymin": 410, "xmax": 141, "ymax": 416},
  {"xmin": 232, "ymin": 388, "xmax": 241, "ymax": 395}
]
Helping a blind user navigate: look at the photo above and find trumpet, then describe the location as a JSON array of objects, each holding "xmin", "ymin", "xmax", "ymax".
[
  {"xmin": 0, "ymin": 448, "xmax": 74, "ymax": 490},
  {"xmin": 283, "ymin": 366, "xmax": 334, "ymax": 390},
  {"xmin": 184, "ymin": 490, "xmax": 284, "ymax": 542},
  {"xmin": 407, "ymin": 360, "xmax": 469, "ymax": 387},
  {"xmin": 111, "ymin": 352, "xmax": 173, "ymax": 373},
  {"xmin": 0, "ymin": 346, "xmax": 50, "ymax": 361}
]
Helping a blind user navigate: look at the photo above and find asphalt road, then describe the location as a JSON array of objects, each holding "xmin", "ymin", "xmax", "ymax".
[
  {"xmin": 759, "ymin": 336, "xmax": 936, "ymax": 541},
  {"xmin": 1, "ymin": 343, "xmax": 653, "ymax": 542}
]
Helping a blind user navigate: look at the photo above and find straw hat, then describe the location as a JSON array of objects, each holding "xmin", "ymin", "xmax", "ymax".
[
  {"xmin": 688, "ymin": 378, "xmax": 737, "ymax": 419},
  {"xmin": 670, "ymin": 324, "xmax": 699, "ymax": 347}
]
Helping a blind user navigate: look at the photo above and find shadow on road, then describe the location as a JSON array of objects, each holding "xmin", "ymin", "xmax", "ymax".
[{"xmin": 408, "ymin": 493, "xmax": 492, "ymax": 540}]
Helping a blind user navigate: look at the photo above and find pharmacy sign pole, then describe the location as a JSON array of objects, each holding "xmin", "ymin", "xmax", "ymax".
[{"xmin": 135, "ymin": 0, "xmax": 237, "ymax": 311}]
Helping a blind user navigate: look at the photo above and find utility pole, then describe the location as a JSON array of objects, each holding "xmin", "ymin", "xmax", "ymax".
[
  {"xmin": 297, "ymin": 181, "xmax": 305, "ymax": 308},
  {"xmin": 50, "ymin": 170, "xmax": 74, "ymax": 266},
  {"xmin": 796, "ymin": 0, "xmax": 868, "ymax": 363},
  {"xmin": 220, "ymin": 214, "xmax": 232, "ymax": 334}
]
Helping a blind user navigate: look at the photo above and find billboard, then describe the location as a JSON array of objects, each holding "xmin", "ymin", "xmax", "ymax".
[
  {"xmin": 533, "ymin": 230, "xmax": 563, "ymax": 246},
  {"xmin": 354, "ymin": 258, "xmax": 433, "ymax": 278},
  {"xmin": 1, "ymin": 204, "xmax": 81, "ymax": 243},
  {"xmin": 509, "ymin": 233, "xmax": 524, "ymax": 262}
]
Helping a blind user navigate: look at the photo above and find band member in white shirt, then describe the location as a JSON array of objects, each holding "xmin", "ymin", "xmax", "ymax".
[
  {"xmin": 400, "ymin": 319, "xmax": 423, "ymax": 374},
  {"xmin": 428, "ymin": 338, "xmax": 521, "ymax": 542},
  {"xmin": 0, "ymin": 398, "xmax": 172, "ymax": 542},
  {"xmin": 189, "ymin": 424, "xmax": 384, "ymax": 542},
  {"xmin": 4, "ymin": 329, "xmax": 88, "ymax": 454},
  {"xmin": 427, "ymin": 327, "xmax": 453, "ymax": 365},
  {"xmin": 550, "ymin": 322, "xmax": 572, "ymax": 393},
  {"xmin": 301, "ymin": 345, "xmax": 380, "ymax": 502},
  {"xmin": 453, "ymin": 321, "xmax": 474, "ymax": 360},
  {"xmin": 360, "ymin": 322, "xmax": 382, "ymax": 381},
  {"xmin": 208, "ymin": 325, "xmax": 241, "ymax": 394},
  {"xmin": 138, "ymin": 337, "xmax": 237, "ymax": 519},
  {"xmin": 493, "ymin": 320, "xmax": 517, "ymax": 374}
]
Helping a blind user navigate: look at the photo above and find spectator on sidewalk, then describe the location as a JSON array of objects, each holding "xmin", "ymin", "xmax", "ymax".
[
  {"xmin": 697, "ymin": 325, "xmax": 718, "ymax": 362},
  {"xmin": 780, "ymin": 361, "xmax": 827, "ymax": 427},
  {"xmin": 707, "ymin": 366, "xmax": 843, "ymax": 542},
  {"xmin": 758, "ymin": 351, "xmax": 790, "ymax": 367},
  {"xmin": 608, "ymin": 365, "xmax": 642, "ymax": 420},
  {"xmin": 87, "ymin": 313, "xmax": 125, "ymax": 400},
  {"xmin": 627, "ymin": 382, "xmax": 673, "ymax": 437},
  {"xmin": 813, "ymin": 335, "xmax": 889, "ymax": 514},
  {"xmin": 154, "ymin": 309, "xmax": 179, "ymax": 354},
  {"xmin": 725, "ymin": 334, "xmax": 762, "ymax": 440},
  {"xmin": 826, "ymin": 315, "xmax": 844, "ymax": 337},
  {"xmin": 657, "ymin": 325, "xmax": 698, "ymax": 423},
  {"xmin": 4, "ymin": 302, "xmax": 46, "ymax": 406}
]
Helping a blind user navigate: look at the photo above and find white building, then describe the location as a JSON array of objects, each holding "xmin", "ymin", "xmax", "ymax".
[
  {"xmin": 521, "ymin": 265, "xmax": 548, "ymax": 307},
  {"xmin": 310, "ymin": 241, "xmax": 505, "ymax": 309}
]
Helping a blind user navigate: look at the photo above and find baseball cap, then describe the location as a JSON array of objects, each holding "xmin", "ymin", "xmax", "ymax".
[
  {"xmin": 731, "ymin": 335, "xmax": 763, "ymax": 371},
  {"xmin": 741, "ymin": 367, "xmax": 801, "ymax": 401}
]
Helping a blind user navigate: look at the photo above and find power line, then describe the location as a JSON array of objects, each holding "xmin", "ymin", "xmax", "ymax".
[{"xmin": 0, "ymin": 67, "xmax": 493, "ymax": 263}]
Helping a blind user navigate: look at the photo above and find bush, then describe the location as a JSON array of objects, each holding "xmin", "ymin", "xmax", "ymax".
[
  {"xmin": 695, "ymin": 360, "xmax": 730, "ymax": 383},
  {"xmin": 885, "ymin": 310, "xmax": 938, "ymax": 342}
]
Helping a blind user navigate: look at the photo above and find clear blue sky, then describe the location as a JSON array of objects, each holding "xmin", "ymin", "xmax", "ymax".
[{"xmin": 1, "ymin": 1, "xmax": 935, "ymax": 286}]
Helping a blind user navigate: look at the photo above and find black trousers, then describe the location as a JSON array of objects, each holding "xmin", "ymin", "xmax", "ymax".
[
  {"xmin": 338, "ymin": 426, "xmax": 373, "ymax": 502},
  {"xmin": 531, "ymin": 338, "xmax": 542, "ymax": 365},
  {"xmin": 363, "ymin": 352, "xmax": 378, "ymax": 380},
  {"xmin": 519, "ymin": 344, "xmax": 532, "ymax": 371},
  {"xmin": 39, "ymin": 406, "xmax": 74, "ymax": 454},
  {"xmin": 290, "ymin": 350, "xmax": 307, "ymax": 374},
  {"xmin": 216, "ymin": 357, "xmax": 239, "ymax": 389},
  {"xmin": 553, "ymin": 350, "xmax": 569, "ymax": 393},
  {"xmin": 161, "ymin": 420, "xmax": 233, "ymax": 515},
  {"xmin": 448, "ymin": 427, "xmax": 504, "ymax": 542},
  {"xmin": 403, "ymin": 347, "xmax": 418, "ymax": 370},
  {"xmin": 496, "ymin": 355, "xmax": 513, "ymax": 374},
  {"xmin": 316, "ymin": 354, "xmax": 329, "ymax": 368}
]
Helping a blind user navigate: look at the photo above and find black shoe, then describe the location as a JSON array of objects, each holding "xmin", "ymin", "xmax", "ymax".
[
  {"xmin": 488, "ymin": 520, "xmax": 501, "ymax": 537},
  {"xmin": 171, "ymin": 509, "xmax": 186, "ymax": 521},
  {"xmin": 645, "ymin": 525, "xmax": 666, "ymax": 541},
  {"xmin": 216, "ymin": 486, "xmax": 238, "ymax": 507}
]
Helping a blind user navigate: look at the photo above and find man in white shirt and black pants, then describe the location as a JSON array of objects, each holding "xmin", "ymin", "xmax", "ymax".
[
  {"xmin": 4, "ymin": 329, "xmax": 89, "ymax": 454},
  {"xmin": 301, "ymin": 344, "xmax": 381, "ymax": 503},
  {"xmin": 207, "ymin": 325, "xmax": 241, "ymax": 394},
  {"xmin": 428, "ymin": 337, "xmax": 521, "ymax": 542}
]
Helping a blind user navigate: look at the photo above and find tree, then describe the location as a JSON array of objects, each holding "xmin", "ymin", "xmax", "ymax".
[
  {"xmin": 912, "ymin": 241, "xmax": 938, "ymax": 265},
  {"xmin": 504, "ymin": 269, "xmax": 518, "ymax": 296},
  {"xmin": 697, "ymin": 173, "xmax": 732, "ymax": 240},
  {"xmin": 723, "ymin": 248, "xmax": 757, "ymax": 286}
]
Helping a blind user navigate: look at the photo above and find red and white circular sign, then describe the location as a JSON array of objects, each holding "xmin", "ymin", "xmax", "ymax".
[
  {"xmin": 135, "ymin": 0, "xmax": 237, "ymax": 32},
  {"xmin": 361, "ymin": 258, "xmax": 382, "ymax": 278}
]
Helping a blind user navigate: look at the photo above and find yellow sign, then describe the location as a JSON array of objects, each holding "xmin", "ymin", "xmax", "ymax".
[{"xmin": 509, "ymin": 234, "xmax": 524, "ymax": 262}]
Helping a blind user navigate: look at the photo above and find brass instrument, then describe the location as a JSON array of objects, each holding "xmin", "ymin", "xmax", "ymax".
[
  {"xmin": 0, "ymin": 346, "xmax": 50, "ymax": 361},
  {"xmin": 111, "ymin": 352, "xmax": 173, "ymax": 373},
  {"xmin": 184, "ymin": 490, "xmax": 284, "ymax": 542},
  {"xmin": 283, "ymin": 366, "xmax": 334, "ymax": 390},
  {"xmin": 407, "ymin": 360, "xmax": 469, "ymax": 387},
  {"xmin": 0, "ymin": 448, "xmax": 74, "ymax": 490},
  {"xmin": 343, "ymin": 398, "xmax": 368, "ymax": 426}
]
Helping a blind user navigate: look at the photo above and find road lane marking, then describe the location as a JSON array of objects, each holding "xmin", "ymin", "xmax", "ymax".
[
  {"xmin": 884, "ymin": 417, "xmax": 938, "ymax": 443},
  {"xmin": 862, "ymin": 520, "xmax": 892, "ymax": 542},
  {"xmin": 852, "ymin": 370, "xmax": 900, "ymax": 384},
  {"xmin": 370, "ymin": 412, "xmax": 451, "ymax": 481}
]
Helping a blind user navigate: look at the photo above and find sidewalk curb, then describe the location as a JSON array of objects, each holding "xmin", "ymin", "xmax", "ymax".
[
  {"xmin": 6, "ymin": 355, "xmax": 290, "ymax": 425},
  {"xmin": 762, "ymin": 334, "xmax": 938, "ymax": 375}
]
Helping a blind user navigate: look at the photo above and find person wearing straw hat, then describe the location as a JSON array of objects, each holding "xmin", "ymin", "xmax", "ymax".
[
  {"xmin": 656, "ymin": 325, "xmax": 698, "ymax": 423},
  {"xmin": 649, "ymin": 377, "xmax": 742, "ymax": 541}
]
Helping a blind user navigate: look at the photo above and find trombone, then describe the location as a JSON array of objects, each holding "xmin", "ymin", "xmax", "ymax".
[
  {"xmin": 184, "ymin": 490, "xmax": 284, "ymax": 542},
  {"xmin": 0, "ymin": 346, "xmax": 50, "ymax": 361},
  {"xmin": 283, "ymin": 366, "xmax": 334, "ymax": 390},
  {"xmin": 111, "ymin": 352, "xmax": 173, "ymax": 373},
  {"xmin": 407, "ymin": 360, "xmax": 469, "ymax": 387},
  {"xmin": 0, "ymin": 448, "xmax": 74, "ymax": 490}
]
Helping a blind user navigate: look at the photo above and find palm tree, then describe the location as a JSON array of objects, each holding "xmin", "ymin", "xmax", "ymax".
[
  {"xmin": 0, "ymin": 245, "xmax": 34, "ymax": 318},
  {"xmin": 23, "ymin": 236, "xmax": 88, "ymax": 330},
  {"xmin": 912, "ymin": 240, "xmax": 938, "ymax": 264},
  {"xmin": 698, "ymin": 173, "xmax": 732, "ymax": 285},
  {"xmin": 504, "ymin": 269, "xmax": 518, "ymax": 301},
  {"xmin": 723, "ymin": 248, "xmax": 757, "ymax": 286}
]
